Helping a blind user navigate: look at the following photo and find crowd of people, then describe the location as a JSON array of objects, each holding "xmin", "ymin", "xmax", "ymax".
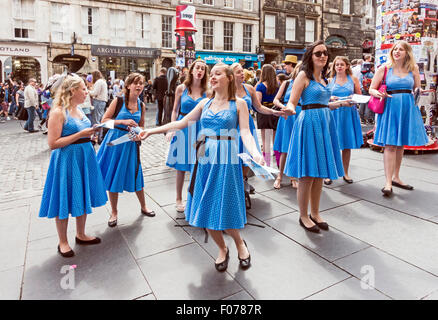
[{"xmin": 26, "ymin": 39, "xmax": 429, "ymax": 274}]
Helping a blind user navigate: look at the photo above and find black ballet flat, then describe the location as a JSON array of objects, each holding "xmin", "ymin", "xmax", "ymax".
[
  {"xmin": 141, "ymin": 209, "xmax": 156, "ymax": 217},
  {"xmin": 58, "ymin": 245, "xmax": 75, "ymax": 258},
  {"xmin": 324, "ymin": 179, "xmax": 333, "ymax": 185},
  {"xmin": 75, "ymin": 237, "xmax": 101, "ymax": 245},
  {"xmin": 343, "ymin": 176, "xmax": 354, "ymax": 184},
  {"xmin": 381, "ymin": 187, "xmax": 393, "ymax": 197},
  {"xmin": 238, "ymin": 240, "xmax": 251, "ymax": 269},
  {"xmin": 215, "ymin": 248, "xmax": 230, "ymax": 272},
  {"xmin": 299, "ymin": 218, "xmax": 320, "ymax": 233},
  {"xmin": 392, "ymin": 181, "xmax": 414, "ymax": 190},
  {"xmin": 309, "ymin": 215, "xmax": 329, "ymax": 231}
]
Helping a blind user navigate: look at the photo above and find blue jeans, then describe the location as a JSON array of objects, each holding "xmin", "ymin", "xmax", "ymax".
[{"xmin": 24, "ymin": 106, "xmax": 36, "ymax": 131}]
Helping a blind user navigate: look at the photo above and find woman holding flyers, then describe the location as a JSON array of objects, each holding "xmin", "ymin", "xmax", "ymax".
[
  {"xmin": 323, "ymin": 56, "xmax": 363, "ymax": 185},
  {"xmin": 141, "ymin": 63, "xmax": 265, "ymax": 272},
  {"xmin": 39, "ymin": 74, "xmax": 107, "ymax": 257},
  {"xmin": 283, "ymin": 40, "xmax": 350, "ymax": 233},
  {"xmin": 97, "ymin": 73, "xmax": 155, "ymax": 228},
  {"xmin": 165, "ymin": 60, "xmax": 208, "ymax": 213},
  {"xmin": 369, "ymin": 40, "xmax": 428, "ymax": 196}
]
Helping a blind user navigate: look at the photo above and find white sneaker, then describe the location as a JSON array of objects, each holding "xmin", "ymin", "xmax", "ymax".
[{"xmin": 6, "ymin": 116, "xmax": 10, "ymax": 121}]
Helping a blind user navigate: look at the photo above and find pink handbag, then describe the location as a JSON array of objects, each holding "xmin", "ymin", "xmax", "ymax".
[{"xmin": 368, "ymin": 66, "xmax": 387, "ymax": 114}]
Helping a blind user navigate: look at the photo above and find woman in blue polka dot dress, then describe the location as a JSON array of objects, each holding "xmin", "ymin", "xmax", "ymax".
[
  {"xmin": 39, "ymin": 75, "xmax": 108, "ymax": 258},
  {"xmin": 141, "ymin": 63, "xmax": 265, "ymax": 272},
  {"xmin": 283, "ymin": 40, "xmax": 351, "ymax": 233}
]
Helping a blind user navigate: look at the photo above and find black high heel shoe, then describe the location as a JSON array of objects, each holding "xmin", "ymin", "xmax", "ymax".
[
  {"xmin": 238, "ymin": 240, "xmax": 251, "ymax": 269},
  {"xmin": 215, "ymin": 248, "xmax": 230, "ymax": 272}
]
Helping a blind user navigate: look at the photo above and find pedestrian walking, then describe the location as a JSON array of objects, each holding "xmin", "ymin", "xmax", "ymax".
[
  {"xmin": 15, "ymin": 81, "xmax": 25, "ymax": 120},
  {"xmin": 283, "ymin": 40, "xmax": 349, "ymax": 233},
  {"xmin": 231, "ymin": 63, "xmax": 283, "ymax": 193},
  {"xmin": 152, "ymin": 68, "xmax": 168, "ymax": 126},
  {"xmin": 323, "ymin": 56, "xmax": 363, "ymax": 185},
  {"xmin": 273, "ymin": 60, "xmax": 302, "ymax": 190},
  {"xmin": 97, "ymin": 73, "xmax": 155, "ymax": 228},
  {"xmin": 89, "ymin": 70, "xmax": 108, "ymax": 143},
  {"xmin": 359, "ymin": 61, "xmax": 375, "ymax": 124},
  {"xmin": 141, "ymin": 63, "xmax": 264, "ymax": 272},
  {"xmin": 165, "ymin": 60, "xmax": 208, "ymax": 213},
  {"xmin": 369, "ymin": 40, "xmax": 429, "ymax": 196},
  {"xmin": 23, "ymin": 78, "xmax": 39, "ymax": 132},
  {"xmin": 144, "ymin": 80, "xmax": 153, "ymax": 103},
  {"xmin": 255, "ymin": 64, "xmax": 280, "ymax": 166},
  {"xmin": 38, "ymin": 74, "xmax": 107, "ymax": 258}
]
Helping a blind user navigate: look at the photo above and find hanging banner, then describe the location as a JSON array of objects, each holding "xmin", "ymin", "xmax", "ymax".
[
  {"xmin": 175, "ymin": 5, "xmax": 197, "ymax": 68},
  {"xmin": 376, "ymin": 0, "xmax": 438, "ymax": 126}
]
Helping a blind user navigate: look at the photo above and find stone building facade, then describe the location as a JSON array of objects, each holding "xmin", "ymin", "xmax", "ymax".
[
  {"xmin": 322, "ymin": 0, "xmax": 376, "ymax": 60},
  {"xmin": 260, "ymin": 0, "xmax": 322, "ymax": 64}
]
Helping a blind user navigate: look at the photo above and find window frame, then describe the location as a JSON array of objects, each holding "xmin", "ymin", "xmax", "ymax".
[
  {"xmin": 202, "ymin": 20, "xmax": 214, "ymax": 51},
  {"xmin": 305, "ymin": 19, "xmax": 316, "ymax": 43},
  {"xmin": 264, "ymin": 14, "xmax": 276, "ymax": 40},
  {"xmin": 162, "ymin": 15, "xmax": 173, "ymax": 49},
  {"xmin": 223, "ymin": 21, "xmax": 234, "ymax": 52},
  {"xmin": 243, "ymin": 24, "xmax": 252, "ymax": 53},
  {"xmin": 285, "ymin": 16, "xmax": 296, "ymax": 42},
  {"xmin": 13, "ymin": 0, "xmax": 35, "ymax": 40}
]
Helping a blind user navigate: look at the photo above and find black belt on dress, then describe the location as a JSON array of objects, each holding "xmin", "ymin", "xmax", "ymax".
[
  {"xmin": 387, "ymin": 90, "xmax": 412, "ymax": 94},
  {"xmin": 72, "ymin": 138, "xmax": 91, "ymax": 144},
  {"xmin": 115, "ymin": 126, "xmax": 142, "ymax": 187},
  {"xmin": 301, "ymin": 104, "xmax": 328, "ymax": 110},
  {"xmin": 188, "ymin": 135, "xmax": 235, "ymax": 197},
  {"xmin": 179, "ymin": 111, "xmax": 188, "ymax": 117}
]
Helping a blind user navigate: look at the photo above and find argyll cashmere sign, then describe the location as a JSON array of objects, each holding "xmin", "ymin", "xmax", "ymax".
[{"xmin": 91, "ymin": 45, "xmax": 161, "ymax": 58}]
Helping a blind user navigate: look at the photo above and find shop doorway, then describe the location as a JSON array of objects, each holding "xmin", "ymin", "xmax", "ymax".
[{"xmin": 4, "ymin": 56, "xmax": 41, "ymax": 84}]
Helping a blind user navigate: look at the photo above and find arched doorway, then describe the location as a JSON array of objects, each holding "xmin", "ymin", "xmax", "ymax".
[
  {"xmin": 4, "ymin": 56, "xmax": 41, "ymax": 84},
  {"xmin": 53, "ymin": 54, "xmax": 87, "ymax": 73},
  {"xmin": 325, "ymin": 35, "xmax": 348, "ymax": 60}
]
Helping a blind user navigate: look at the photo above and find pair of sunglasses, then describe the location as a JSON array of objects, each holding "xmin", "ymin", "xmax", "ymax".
[{"xmin": 313, "ymin": 50, "xmax": 329, "ymax": 57}]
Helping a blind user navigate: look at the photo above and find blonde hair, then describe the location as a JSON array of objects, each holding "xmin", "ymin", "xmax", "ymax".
[
  {"xmin": 210, "ymin": 62, "xmax": 236, "ymax": 101},
  {"xmin": 388, "ymin": 40, "xmax": 417, "ymax": 72},
  {"xmin": 53, "ymin": 74, "xmax": 84, "ymax": 120},
  {"xmin": 330, "ymin": 56, "xmax": 353, "ymax": 78}
]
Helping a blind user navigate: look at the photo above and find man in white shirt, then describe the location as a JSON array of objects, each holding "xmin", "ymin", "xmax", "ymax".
[
  {"xmin": 23, "ymin": 78, "xmax": 39, "ymax": 132},
  {"xmin": 89, "ymin": 70, "xmax": 108, "ymax": 143},
  {"xmin": 352, "ymin": 59, "xmax": 363, "ymax": 80}
]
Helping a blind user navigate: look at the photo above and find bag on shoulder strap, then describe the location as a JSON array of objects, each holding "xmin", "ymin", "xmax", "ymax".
[{"xmin": 368, "ymin": 66, "xmax": 387, "ymax": 114}]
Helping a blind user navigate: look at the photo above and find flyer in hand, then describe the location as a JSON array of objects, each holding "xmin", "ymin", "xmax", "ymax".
[
  {"xmin": 94, "ymin": 120, "xmax": 115, "ymax": 130},
  {"xmin": 238, "ymin": 153, "xmax": 279, "ymax": 180},
  {"xmin": 107, "ymin": 126, "xmax": 143, "ymax": 147}
]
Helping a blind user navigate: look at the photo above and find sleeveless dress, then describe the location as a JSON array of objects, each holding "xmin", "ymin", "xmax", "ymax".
[
  {"xmin": 97, "ymin": 98, "xmax": 144, "ymax": 193},
  {"xmin": 256, "ymin": 83, "xmax": 279, "ymax": 130},
  {"xmin": 328, "ymin": 75, "xmax": 363, "ymax": 150},
  {"xmin": 39, "ymin": 108, "xmax": 108, "ymax": 219},
  {"xmin": 374, "ymin": 68, "xmax": 428, "ymax": 147},
  {"xmin": 238, "ymin": 85, "xmax": 261, "ymax": 156},
  {"xmin": 185, "ymin": 99, "xmax": 246, "ymax": 230},
  {"xmin": 273, "ymin": 80, "xmax": 303, "ymax": 153},
  {"xmin": 284, "ymin": 79, "xmax": 344, "ymax": 179},
  {"xmin": 166, "ymin": 87, "xmax": 205, "ymax": 172}
]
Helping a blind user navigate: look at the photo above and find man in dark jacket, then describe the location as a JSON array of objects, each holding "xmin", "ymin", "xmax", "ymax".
[{"xmin": 152, "ymin": 67, "xmax": 168, "ymax": 126}]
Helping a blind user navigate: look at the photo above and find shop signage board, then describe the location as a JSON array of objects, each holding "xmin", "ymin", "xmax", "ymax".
[
  {"xmin": 376, "ymin": 0, "xmax": 438, "ymax": 125},
  {"xmin": 175, "ymin": 5, "xmax": 197, "ymax": 68},
  {"xmin": 91, "ymin": 45, "xmax": 161, "ymax": 58}
]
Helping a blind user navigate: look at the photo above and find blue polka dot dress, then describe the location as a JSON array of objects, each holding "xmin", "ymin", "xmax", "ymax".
[
  {"xmin": 39, "ymin": 108, "xmax": 108, "ymax": 220},
  {"xmin": 284, "ymin": 79, "xmax": 344, "ymax": 179},
  {"xmin": 166, "ymin": 87, "xmax": 206, "ymax": 172},
  {"xmin": 328, "ymin": 75, "xmax": 363, "ymax": 150},
  {"xmin": 238, "ymin": 85, "xmax": 261, "ymax": 157},
  {"xmin": 185, "ymin": 99, "xmax": 246, "ymax": 230},
  {"xmin": 374, "ymin": 68, "xmax": 428, "ymax": 147},
  {"xmin": 273, "ymin": 80, "xmax": 303, "ymax": 153},
  {"xmin": 97, "ymin": 98, "xmax": 144, "ymax": 193}
]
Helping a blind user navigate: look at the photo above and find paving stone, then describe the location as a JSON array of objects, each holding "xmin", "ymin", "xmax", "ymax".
[
  {"xmin": 324, "ymin": 201, "xmax": 438, "ymax": 277},
  {"xmin": 0, "ymin": 207, "xmax": 30, "ymax": 272},
  {"xmin": 137, "ymin": 243, "xmax": 243, "ymax": 300},
  {"xmin": 0, "ymin": 266, "xmax": 23, "ymax": 300},
  {"xmin": 21, "ymin": 224, "xmax": 151, "ymax": 300},
  {"xmin": 320, "ymin": 164, "xmax": 384, "ymax": 189},
  {"xmin": 265, "ymin": 213, "xmax": 371, "ymax": 262},
  {"xmin": 145, "ymin": 183, "xmax": 189, "ymax": 207},
  {"xmin": 246, "ymin": 193, "xmax": 296, "ymax": 221},
  {"xmin": 422, "ymin": 290, "xmax": 438, "ymax": 300},
  {"xmin": 334, "ymin": 247, "xmax": 438, "ymax": 300},
  {"xmin": 222, "ymin": 290, "xmax": 254, "ymax": 300},
  {"xmin": 333, "ymin": 176, "xmax": 438, "ymax": 219},
  {"xmin": 305, "ymin": 277, "xmax": 391, "ymax": 300}
]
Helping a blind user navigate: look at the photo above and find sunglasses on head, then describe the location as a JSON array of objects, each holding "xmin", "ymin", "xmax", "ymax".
[{"xmin": 313, "ymin": 50, "xmax": 329, "ymax": 57}]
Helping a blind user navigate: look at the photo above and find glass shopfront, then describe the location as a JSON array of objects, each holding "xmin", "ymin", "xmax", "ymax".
[{"xmin": 4, "ymin": 56, "xmax": 41, "ymax": 83}]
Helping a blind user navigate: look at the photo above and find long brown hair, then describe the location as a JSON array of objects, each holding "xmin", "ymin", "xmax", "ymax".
[
  {"xmin": 122, "ymin": 73, "xmax": 145, "ymax": 106},
  {"xmin": 91, "ymin": 70, "xmax": 103, "ymax": 84},
  {"xmin": 183, "ymin": 60, "xmax": 209, "ymax": 95},
  {"xmin": 260, "ymin": 64, "xmax": 278, "ymax": 95},
  {"xmin": 301, "ymin": 40, "xmax": 330, "ymax": 83},
  {"xmin": 210, "ymin": 63, "xmax": 236, "ymax": 101}
]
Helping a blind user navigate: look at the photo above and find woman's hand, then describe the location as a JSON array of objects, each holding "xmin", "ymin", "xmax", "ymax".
[
  {"xmin": 80, "ymin": 127, "xmax": 97, "ymax": 138},
  {"xmin": 253, "ymin": 153, "xmax": 266, "ymax": 167},
  {"xmin": 370, "ymin": 88, "xmax": 392, "ymax": 100},
  {"xmin": 165, "ymin": 131, "xmax": 175, "ymax": 142},
  {"xmin": 139, "ymin": 129, "xmax": 150, "ymax": 140},
  {"xmin": 123, "ymin": 119, "xmax": 138, "ymax": 127},
  {"xmin": 283, "ymin": 106, "xmax": 296, "ymax": 116},
  {"xmin": 272, "ymin": 110, "xmax": 286, "ymax": 117}
]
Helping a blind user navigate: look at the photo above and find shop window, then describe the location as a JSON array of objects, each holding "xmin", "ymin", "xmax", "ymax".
[
  {"xmin": 243, "ymin": 24, "xmax": 252, "ymax": 52},
  {"xmin": 224, "ymin": 22, "xmax": 234, "ymax": 51},
  {"xmin": 203, "ymin": 20, "xmax": 214, "ymax": 50},
  {"xmin": 13, "ymin": 0, "xmax": 35, "ymax": 40},
  {"xmin": 5, "ymin": 56, "xmax": 40, "ymax": 84}
]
